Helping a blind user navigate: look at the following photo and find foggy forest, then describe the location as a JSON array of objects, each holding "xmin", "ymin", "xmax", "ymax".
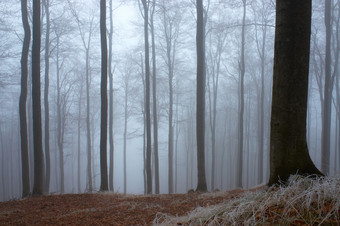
[{"xmin": 0, "ymin": 0, "xmax": 339, "ymax": 204}]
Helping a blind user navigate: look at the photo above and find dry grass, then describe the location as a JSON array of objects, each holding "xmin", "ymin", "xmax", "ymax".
[{"xmin": 154, "ymin": 175, "xmax": 340, "ymax": 225}]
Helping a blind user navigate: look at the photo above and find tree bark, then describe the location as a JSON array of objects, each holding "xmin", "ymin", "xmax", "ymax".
[
  {"xmin": 108, "ymin": 0, "xmax": 115, "ymax": 192},
  {"xmin": 196, "ymin": 0, "xmax": 207, "ymax": 192},
  {"xmin": 141, "ymin": 0, "xmax": 152, "ymax": 194},
  {"xmin": 100, "ymin": 0, "xmax": 108, "ymax": 192},
  {"xmin": 123, "ymin": 77, "xmax": 128, "ymax": 194},
  {"xmin": 32, "ymin": 0, "xmax": 45, "ymax": 196},
  {"xmin": 43, "ymin": 0, "xmax": 50, "ymax": 193},
  {"xmin": 150, "ymin": 0, "xmax": 159, "ymax": 194},
  {"xmin": 56, "ymin": 36, "xmax": 64, "ymax": 193},
  {"xmin": 85, "ymin": 47, "xmax": 92, "ymax": 191},
  {"xmin": 77, "ymin": 74, "xmax": 83, "ymax": 193},
  {"xmin": 236, "ymin": 0, "xmax": 246, "ymax": 189},
  {"xmin": 268, "ymin": 0, "xmax": 323, "ymax": 186},
  {"xmin": 321, "ymin": 0, "xmax": 332, "ymax": 175},
  {"xmin": 19, "ymin": 0, "xmax": 31, "ymax": 198}
]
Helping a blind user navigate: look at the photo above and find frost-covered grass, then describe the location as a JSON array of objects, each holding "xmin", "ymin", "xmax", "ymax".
[{"xmin": 154, "ymin": 176, "xmax": 340, "ymax": 225}]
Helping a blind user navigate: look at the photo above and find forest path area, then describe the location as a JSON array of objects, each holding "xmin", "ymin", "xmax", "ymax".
[{"xmin": 0, "ymin": 188, "xmax": 250, "ymax": 225}]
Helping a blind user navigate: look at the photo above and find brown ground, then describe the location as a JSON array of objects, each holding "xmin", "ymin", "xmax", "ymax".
[{"xmin": 0, "ymin": 189, "xmax": 250, "ymax": 225}]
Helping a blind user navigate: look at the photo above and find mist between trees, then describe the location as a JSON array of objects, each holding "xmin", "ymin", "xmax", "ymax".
[{"xmin": 0, "ymin": 0, "xmax": 337, "ymax": 202}]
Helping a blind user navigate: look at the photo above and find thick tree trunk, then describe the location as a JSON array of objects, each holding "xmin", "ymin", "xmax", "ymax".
[
  {"xmin": 268, "ymin": 0, "xmax": 322, "ymax": 186},
  {"xmin": 20, "ymin": 0, "xmax": 31, "ymax": 198},
  {"xmin": 100, "ymin": 0, "xmax": 108, "ymax": 192},
  {"xmin": 196, "ymin": 0, "xmax": 207, "ymax": 192},
  {"xmin": 32, "ymin": 0, "xmax": 44, "ymax": 196}
]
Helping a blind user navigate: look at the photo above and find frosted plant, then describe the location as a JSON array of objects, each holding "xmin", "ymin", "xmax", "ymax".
[{"xmin": 153, "ymin": 176, "xmax": 340, "ymax": 225}]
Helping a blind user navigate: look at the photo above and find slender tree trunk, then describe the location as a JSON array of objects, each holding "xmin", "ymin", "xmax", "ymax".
[
  {"xmin": 77, "ymin": 75, "xmax": 83, "ymax": 193},
  {"xmin": 236, "ymin": 0, "xmax": 246, "ymax": 189},
  {"xmin": 100, "ymin": 0, "xmax": 108, "ymax": 192},
  {"xmin": 56, "ymin": 37, "xmax": 64, "ymax": 193},
  {"xmin": 196, "ymin": 0, "xmax": 207, "ymax": 192},
  {"xmin": 43, "ymin": 0, "xmax": 50, "ymax": 193},
  {"xmin": 150, "ymin": 1, "xmax": 159, "ymax": 194},
  {"xmin": 141, "ymin": 0, "xmax": 152, "ymax": 194},
  {"xmin": 123, "ymin": 83, "xmax": 128, "ymax": 194},
  {"xmin": 168, "ymin": 76, "xmax": 174, "ymax": 193},
  {"xmin": 321, "ymin": 0, "xmax": 332, "ymax": 175},
  {"xmin": 268, "ymin": 0, "xmax": 322, "ymax": 185},
  {"xmin": 20, "ymin": 0, "xmax": 31, "ymax": 198},
  {"xmin": 32, "ymin": 0, "xmax": 44, "ymax": 196},
  {"xmin": 258, "ymin": 22, "xmax": 266, "ymax": 185},
  {"xmin": 85, "ymin": 47, "xmax": 92, "ymax": 191},
  {"xmin": 28, "ymin": 91, "xmax": 34, "ymax": 191},
  {"xmin": 174, "ymin": 91, "xmax": 180, "ymax": 193},
  {"xmin": 108, "ymin": 0, "xmax": 115, "ymax": 192},
  {"xmin": 140, "ymin": 53, "xmax": 147, "ymax": 194}
]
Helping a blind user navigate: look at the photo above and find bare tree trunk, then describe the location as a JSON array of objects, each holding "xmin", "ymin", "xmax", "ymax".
[
  {"xmin": 236, "ymin": 0, "xmax": 246, "ymax": 189},
  {"xmin": 56, "ymin": 36, "xmax": 64, "ymax": 193},
  {"xmin": 32, "ymin": 0, "xmax": 44, "ymax": 196},
  {"xmin": 268, "ymin": 0, "xmax": 322, "ymax": 185},
  {"xmin": 196, "ymin": 0, "xmax": 207, "ymax": 192},
  {"xmin": 141, "ymin": 0, "xmax": 152, "ymax": 194},
  {"xmin": 85, "ymin": 47, "xmax": 92, "ymax": 191},
  {"xmin": 99, "ymin": 0, "xmax": 108, "ymax": 192},
  {"xmin": 19, "ymin": 0, "xmax": 31, "ymax": 198},
  {"xmin": 321, "ymin": 0, "xmax": 332, "ymax": 175},
  {"xmin": 174, "ymin": 90, "xmax": 180, "ymax": 193},
  {"xmin": 257, "ymin": 16, "xmax": 266, "ymax": 185},
  {"xmin": 108, "ymin": 0, "xmax": 115, "ymax": 192},
  {"xmin": 140, "ymin": 53, "xmax": 147, "ymax": 194},
  {"xmin": 123, "ymin": 81, "xmax": 128, "ymax": 194},
  {"xmin": 332, "ymin": 1, "xmax": 340, "ymax": 173},
  {"xmin": 150, "ymin": 0, "xmax": 159, "ymax": 194},
  {"xmin": 43, "ymin": 0, "xmax": 50, "ymax": 193},
  {"xmin": 77, "ymin": 75, "xmax": 83, "ymax": 193}
]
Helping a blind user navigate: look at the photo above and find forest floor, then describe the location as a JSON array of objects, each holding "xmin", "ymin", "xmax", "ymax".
[
  {"xmin": 0, "ymin": 176, "xmax": 339, "ymax": 225},
  {"xmin": 0, "ymin": 188, "xmax": 249, "ymax": 225}
]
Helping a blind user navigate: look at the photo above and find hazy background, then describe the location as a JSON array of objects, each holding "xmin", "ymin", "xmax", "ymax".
[{"xmin": 0, "ymin": 0, "xmax": 338, "ymax": 202}]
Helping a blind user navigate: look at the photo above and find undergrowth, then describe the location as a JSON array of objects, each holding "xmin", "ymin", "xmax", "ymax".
[{"xmin": 153, "ymin": 175, "xmax": 340, "ymax": 225}]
